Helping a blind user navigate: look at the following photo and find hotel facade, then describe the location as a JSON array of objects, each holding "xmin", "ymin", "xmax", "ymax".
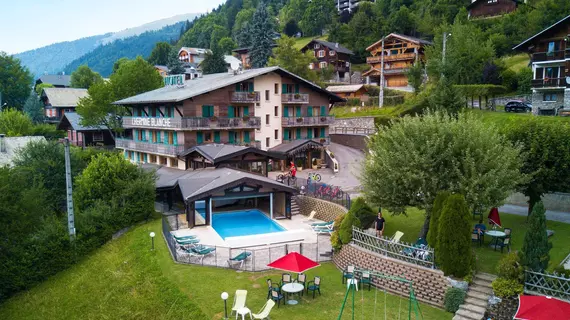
[{"xmin": 114, "ymin": 66, "xmax": 343, "ymax": 170}]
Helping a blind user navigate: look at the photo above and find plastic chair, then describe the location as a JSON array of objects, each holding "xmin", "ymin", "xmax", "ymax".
[
  {"xmin": 471, "ymin": 231, "xmax": 482, "ymax": 247},
  {"xmin": 231, "ymin": 290, "xmax": 247, "ymax": 316},
  {"xmin": 307, "ymin": 276, "xmax": 321, "ymax": 299},
  {"xmin": 270, "ymin": 289, "xmax": 284, "ymax": 308},
  {"xmin": 252, "ymin": 300, "xmax": 276, "ymax": 319},
  {"xmin": 360, "ymin": 272, "xmax": 371, "ymax": 291},
  {"xmin": 342, "ymin": 265, "xmax": 354, "ymax": 284},
  {"xmin": 266, "ymin": 279, "xmax": 280, "ymax": 299},
  {"xmin": 281, "ymin": 273, "xmax": 292, "ymax": 286},
  {"xmin": 496, "ymin": 237, "xmax": 511, "ymax": 253},
  {"xmin": 295, "ymin": 273, "xmax": 306, "ymax": 296}
]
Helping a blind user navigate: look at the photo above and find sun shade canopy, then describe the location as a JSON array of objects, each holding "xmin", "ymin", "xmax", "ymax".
[{"xmin": 267, "ymin": 252, "xmax": 320, "ymax": 273}]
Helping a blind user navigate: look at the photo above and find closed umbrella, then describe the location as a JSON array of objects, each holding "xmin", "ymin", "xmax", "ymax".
[
  {"xmin": 488, "ymin": 207, "xmax": 502, "ymax": 228},
  {"xmin": 514, "ymin": 295, "xmax": 570, "ymax": 320}
]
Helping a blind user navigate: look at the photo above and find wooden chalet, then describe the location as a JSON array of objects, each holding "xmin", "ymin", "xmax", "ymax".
[{"xmin": 300, "ymin": 39, "xmax": 354, "ymax": 82}]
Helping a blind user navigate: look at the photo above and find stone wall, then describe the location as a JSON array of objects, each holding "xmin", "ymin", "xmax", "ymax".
[
  {"xmin": 531, "ymin": 90, "xmax": 565, "ymax": 114},
  {"xmin": 330, "ymin": 133, "xmax": 368, "ymax": 151},
  {"xmin": 330, "ymin": 116, "xmax": 376, "ymax": 131},
  {"xmin": 294, "ymin": 195, "xmax": 347, "ymax": 222},
  {"xmin": 333, "ymin": 244, "xmax": 448, "ymax": 308},
  {"xmin": 505, "ymin": 192, "xmax": 570, "ymax": 212}
]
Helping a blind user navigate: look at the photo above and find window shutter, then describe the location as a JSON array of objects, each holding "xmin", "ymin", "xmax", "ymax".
[
  {"xmin": 295, "ymin": 84, "xmax": 299, "ymax": 93},
  {"xmin": 133, "ymin": 129, "xmax": 138, "ymax": 141},
  {"xmin": 228, "ymin": 106, "xmax": 235, "ymax": 118},
  {"xmin": 307, "ymin": 129, "xmax": 313, "ymax": 139},
  {"xmin": 244, "ymin": 131, "xmax": 250, "ymax": 143},
  {"xmin": 196, "ymin": 132, "xmax": 203, "ymax": 144},
  {"xmin": 243, "ymin": 106, "xmax": 249, "ymax": 116},
  {"xmin": 307, "ymin": 106, "xmax": 313, "ymax": 117},
  {"xmin": 202, "ymin": 105, "xmax": 208, "ymax": 117},
  {"xmin": 124, "ymin": 151, "xmax": 128, "ymax": 159},
  {"xmin": 163, "ymin": 131, "xmax": 168, "ymax": 144},
  {"xmin": 144, "ymin": 154, "xmax": 148, "ymax": 163},
  {"xmin": 296, "ymin": 106, "xmax": 301, "ymax": 117},
  {"xmin": 249, "ymin": 82, "xmax": 254, "ymax": 92},
  {"xmin": 560, "ymin": 66, "xmax": 565, "ymax": 78},
  {"xmin": 236, "ymin": 83, "xmax": 241, "ymax": 92},
  {"xmin": 320, "ymin": 105, "xmax": 326, "ymax": 116},
  {"xmin": 536, "ymin": 68, "xmax": 544, "ymax": 79},
  {"xmin": 157, "ymin": 131, "xmax": 161, "ymax": 143},
  {"xmin": 173, "ymin": 132, "xmax": 178, "ymax": 145},
  {"xmin": 136, "ymin": 152, "xmax": 140, "ymax": 162},
  {"xmin": 296, "ymin": 128, "xmax": 301, "ymax": 139},
  {"xmin": 283, "ymin": 106, "xmax": 289, "ymax": 118},
  {"xmin": 228, "ymin": 131, "xmax": 235, "ymax": 143},
  {"xmin": 320, "ymin": 127, "xmax": 325, "ymax": 138},
  {"xmin": 282, "ymin": 84, "xmax": 287, "ymax": 94},
  {"xmin": 214, "ymin": 131, "xmax": 220, "ymax": 143}
]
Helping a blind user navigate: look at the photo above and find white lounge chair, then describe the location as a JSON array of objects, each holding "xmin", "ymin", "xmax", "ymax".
[
  {"xmin": 231, "ymin": 290, "xmax": 248, "ymax": 316},
  {"xmin": 312, "ymin": 224, "xmax": 333, "ymax": 235},
  {"xmin": 252, "ymin": 300, "xmax": 275, "ymax": 320},
  {"xmin": 303, "ymin": 210, "xmax": 317, "ymax": 222},
  {"xmin": 391, "ymin": 231, "xmax": 404, "ymax": 243}
]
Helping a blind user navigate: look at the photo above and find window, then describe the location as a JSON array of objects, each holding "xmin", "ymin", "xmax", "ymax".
[
  {"xmin": 346, "ymin": 61, "xmax": 350, "ymax": 67},
  {"xmin": 274, "ymin": 129, "xmax": 279, "ymax": 140},
  {"xmin": 171, "ymin": 158, "xmax": 178, "ymax": 167},
  {"xmin": 201, "ymin": 105, "xmax": 214, "ymax": 117},
  {"xmin": 545, "ymin": 67, "xmax": 557, "ymax": 79},
  {"xmin": 544, "ymin": 93, "xmax": 557, "ymax": 101},
  {"xmin": 93, "ymin": 132, "xmax": 103, "ymax": 141},
  {"xmin": 318, "ymin": 50, "xmax": 325, "ymax": 58},
  {"xmin": 265, "ymin": 90, "xmax": 270, "ymax": 101},
  {"xmin": 274, "ymin": 83, "xmax": 278, "ymax": 94},
  {"xmin": 309, "ymin": 63, "xmax": 314, "ymax": 70},
  {"xmin": 266, "ymin": 137, "xmax": 270, "ymax": 148},
  {"xmin": 235, "ymin": 82, "xmax": 254, "ymax": 92},
  {"xmin": 282, "ymin": 84, "xmax": 297, "ymax": 94},
  {"xmin": 160, "ymin": 157, "xmax": 167, "ymax": 165},
  {"xmin": 319, "ymin": 62, "xmax": 327, "ymax": 69},
  {"xmin": 274, "ymin": 106, "xmax": 278, "ymax": 116},
  {"xmin": 149, "ymin": 155, "xmax": 156, "ymax": 163},
  {"xmin": 391, "ymin": 49, "xmax": 398, "ymax": 55},
  {"xmin": 204, "ymin": 132, "xmax": 212, "ymax": 142},
  {"xmin": 315, "ymin": 43, "xmax": 320, "ymax": 49},
  {"xmin": 487, "ymin": 0, "xmax": 497, "ymax": 3},
  {"xmin": 266, "ymin": 114, "xmax": 270, "ymax": 125},
  {"xmin": 329, "ymin": 50, "xmax": 336, "ymax": 56}
]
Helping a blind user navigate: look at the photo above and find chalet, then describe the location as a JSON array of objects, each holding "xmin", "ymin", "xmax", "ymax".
[
  {"xmin": 57, "ymin": 112, "xmax": 114, "ymax": 148},
  {"xmin": 34, "ymin": 74, "xmax": 71, "ymax": 92},
  {"xmin": 155, "ymin": 65, "xmax": 169, "ymax": 77},
  {"xmin": 232, "ymin": 44, "xmax": 278, "ymax": 70},
  {"xmin": 513, "ymin": 14, "xmax": 570, "ymax": 115},
  {"xmin": 40, "ymin": 87, "xmax": 89, "ymax": 123},
  {"xmin": 336, "ymin": 0, "xmax": 364, "ymax": 12},
  {"xmin": 301, "ymin": 39, "xmax": 353, "ymax": 83},
  {"xmin": 467, "ymin": 0, "xmax": 523, "ymax": 20},
  {"xmin": 326, "ymin": 84, "xmax": 368, "ymax": 100},
  {"xmin": 113, "ymin": 66, "xmax": 343, "ymax": 170},
  {"xmin": 178, "ymin": 47, "xmax": 209, "ymax": 64},
  {"xmin": 363, "ymin": 33, "xmax": 431, "ymax": 89}
]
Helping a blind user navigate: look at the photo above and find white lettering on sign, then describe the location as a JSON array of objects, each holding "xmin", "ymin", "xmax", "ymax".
[
  {"xmin": 131, "ymin": 117, "xmax": 172, "ymax": 127},
  {"xmin": 164, "ymin": 75, "xmax": 184, "ymax": 86}
]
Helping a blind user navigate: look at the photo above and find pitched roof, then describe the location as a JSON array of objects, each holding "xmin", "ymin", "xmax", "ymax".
[
  {"xmin": 154, "ymin": 65, "xmax": 169, "ymax": 72},
  {"xmin": 513, "ymin": 14, "xmax": 570, "ymax": 50},
  {"xmin": 36, "ymin": 74, "xmax": 71, "ymax": 87},
  {"xmin": 42, "ymin": 88, "xmax": 89, "ymax": 107},
  {"xmin": 467, "ymin": 0, "xmax": 519, "ymax": 10},
  {"xmin": 178, "ymin": 143, "xmax": 276, "ymax": 163},
  {"xmin": 57, "ymin": 112, "xmax": 108, "ymax": 131},
  {"xmin": 154, "ymin": 167, "xmax": 297, "ymax": 202},
  {"xmin": 178, "ymin": 47, "xmax": 210, "ymax": 55},
  {"xmin": 303, "ymin": 39, "xmax": 354, "ymax": 55},
  {"xmin": 326, "ymin": 84, "xmax": 366, "ymax": 93},
  {"xmin": 366, "ymin": 33, "xmax": 433, "ymax": 51},
  {"xmin": 0, "ymin": 136, "xmax": 46, "ymax": 167},
  {"xmin": 268, "ymin": 139, "xmax": 323, "ymax": 155},
  {"xmin": 114, "ymin": 66, "xmax": 344, "ymax": 105}
]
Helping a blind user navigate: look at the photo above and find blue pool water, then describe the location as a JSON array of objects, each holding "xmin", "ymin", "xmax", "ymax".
[{"xmin": 212, "ymin": 210, "xmax": 285, "ymax": 239}]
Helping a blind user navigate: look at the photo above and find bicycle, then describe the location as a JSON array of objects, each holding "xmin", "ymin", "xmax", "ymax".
[
  {"xmin": 307, "ymin": 172, "xmax": 321, "ymax": 182},
  {"xmin": 277, "ymin": 172, "xmax": 297, "ymax": 185},
  {"xmin": 329, "ymin": 186, "xmax": 344, "ymax": 199}
]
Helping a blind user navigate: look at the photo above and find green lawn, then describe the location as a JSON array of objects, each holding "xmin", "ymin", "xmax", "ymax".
[
  {"xmin": 470, "ymin": 109, "xmax": 570, "ymax": 127},
  {"xmin": 382, "ymin": 208, "xmax": 570, "ymax": 274},
  {"xmin": 293, "ymin": 35, "xmax": 328, "ymax": 49},
  {"xmin": 502, "ymin": 54, "xmax": 530, "ymax": 73},
  {"xmin": 0, "ymin": 219, "xmax": 451, "ymax": 320}
]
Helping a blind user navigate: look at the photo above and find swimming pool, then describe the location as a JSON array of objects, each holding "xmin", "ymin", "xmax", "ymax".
[{"xmin": 212, "ymin": 209, "xmax": 285, "ymax": 239}]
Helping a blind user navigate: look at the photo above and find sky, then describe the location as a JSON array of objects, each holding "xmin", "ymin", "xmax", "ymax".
[{"xmin": 0, "ymin": 0, "xmax": 226, "ymax": 54}]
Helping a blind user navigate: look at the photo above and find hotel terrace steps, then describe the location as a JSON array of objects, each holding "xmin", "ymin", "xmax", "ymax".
[
  {"xmin": 452, "ymin": 273, "xmax": 497, "ymax": 320},
  {"xmin": 274, "ymin": 198, "xmax": 300, "ymax": 220}
]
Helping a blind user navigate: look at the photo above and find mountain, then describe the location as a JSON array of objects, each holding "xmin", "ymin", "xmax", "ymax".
[
  {"xmin": 15, "ymin": 13, "xmax": 199, "ymax": 79},
  {"xmin": 64, "ymin": 22, "xmax": 185, "ymax": 77}
]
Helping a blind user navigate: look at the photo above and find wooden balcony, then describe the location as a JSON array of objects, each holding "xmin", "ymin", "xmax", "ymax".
[
  {"xmin": 281, "ymin": 93, "xmax": 309, "ymax": 104},
  {"xmin": 383, "ymin": 67, "xmax": 409, "ymax": 75},
  {"xmin": 281, "ymin": 116, "xmax": 335, "ymax": 127},
  {"xmin": 230, "ymin": 91, "xmax": 260, "ymax": 103},
  {"xmin": 122, "ymin": 116, "xmax": 261, "ymax": 130},
  {"xmin": 115, "ymin": 138, "xmax": 185, "ymax": 156},
  {"xmin": 367, "ymin": 53, "xmax": 416, "ymax": 64},
  {"xmin": 532, "ymin": 50, "xmax": 566, "ymax": 62},
  {"xmin": 531, "ymin": 77, "xmax": 567, "ymax": 89}
]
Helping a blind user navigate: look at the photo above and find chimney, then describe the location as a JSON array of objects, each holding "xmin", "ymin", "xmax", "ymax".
[
  {"xmin": 0, "ymin": 134, "xmax": 6, "ymax": 153},
  {"xmin": 335, "ymin": 43, "xmax": 339, "ymax": 48}
]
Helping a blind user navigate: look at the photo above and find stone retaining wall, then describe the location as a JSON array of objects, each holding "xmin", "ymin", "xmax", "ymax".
[
  {"xmin": 294, "ymin": 195, "xmax": 347, "ymax": 222},
  {"xmin": 330, "ymin": 116, "xmax": 376, "ymax": 131},
  {"xmin": 330, "ymin": 133, "xmax": 368, "ymax": 151},
  {"xmin": 333, "ymin": 244, "xmax": 448, "ymax": 308}
]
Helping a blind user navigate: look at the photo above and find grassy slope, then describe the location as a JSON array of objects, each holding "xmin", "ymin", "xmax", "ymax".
[
  {"xmin": 293, "ymin": 35, "xmax": 328, "ymax": 49},
  {"xmin": 382, "ymin": 208, "xmax": 570, "ymax": 274},
  {"xmin": 502, "ymin": 53, "xmax": 530, "ymax": 73},
  {"xmin": 0, "ymin": 219, "xmax": 452, "ymax": 320}
]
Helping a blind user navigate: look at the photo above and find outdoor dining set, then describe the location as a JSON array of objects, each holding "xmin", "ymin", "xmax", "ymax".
[
  {"xmin": 472, "ymin": 207, "xmax": 511, "ymax": 253},
  {"xmin": 266, "ymin": 273, "xmax": 322, "ymax": 307}
]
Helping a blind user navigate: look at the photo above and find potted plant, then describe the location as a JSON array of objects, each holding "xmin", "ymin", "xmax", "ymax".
[
  {"xmin": 294, "ymin": 93, "xmax": 301, "ymax": 99},
  {"xmin": 296, "ymin": 117, "xmax": 303, "ymax": 123},
  {"xmin": 320, "ymin": 117, "xmax": 327, "ymax": 122},
  {"xmin": 329, "ymin": 152, "xmax": 335, "ymax": 159},
  {"xmin": 320, "ymin": 138, "xmax": 326, "ymax": 143},
  {"xmin": 210, "ymin": 116, "xmax": 218, "ymax": 121},
  {"xmin": 312, "ymin": 158, "xmax": 318, "ymax": 170},
  {"xmin": 242, "ymin": 115, "xmax": 250, "ymax": 121},
  {"xmin": 296, "ymin": 159, "xmax": 303, "ymax": 171},
  {"xmin": 247, "ymin": 92, "xmax": 256, "ymax": 98}
]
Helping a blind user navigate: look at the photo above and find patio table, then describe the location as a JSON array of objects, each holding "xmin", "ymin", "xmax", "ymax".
[
  {"xmin": 282, "ymin": 282, "xmax": 304, "ymax": 305},
  {"xmin": 485, "ymin": 230, "xmax": 506, "ymax": 250}
]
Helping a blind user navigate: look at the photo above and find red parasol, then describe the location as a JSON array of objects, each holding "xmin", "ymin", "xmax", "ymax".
[
  {"xmin": 488, "ymin": 207, "xmax": 502, "ymax": 228},
  {"xmin": 267, "ymin": 252, "xmax": 320, "ymax": 273},
  {"xmin": 514, "ymin": 295, "xmax": 570, "ymax": 320}
]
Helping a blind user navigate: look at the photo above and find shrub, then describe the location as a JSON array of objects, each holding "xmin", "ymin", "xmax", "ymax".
[
  {"xmin": 427, "ymin": 191, "xmax": 450, "ymax": 247},
  {"xmin": 436, "ymin": 194, "xmax": 472, "ymax": 277},
  {"xmin": 331, "ymin": 231, "xmax": 342, "ymax": 251},
  {"xmin": 554, "ymin": 265, "xmax": 570, "ymax": 278},
  {"xmin": 496, "ymin": 252, "xmax": 524, "ymax": 282},
  {"xmin": 333, "ymin": 213, "xmax": 345, "ymax": 231},
  {"xmin": 32, "ymin": 123, "xmax": 65, "ymax": 140},
  {"xmin": 350, "ymin": 197, "xmax": 376, "ymax": 229},
  {"xmin": 519, "ymin": 201, "xmax": 552, "ymax": 272},
  {"xmin": 339, "ymin": 209, "xmax": 361, "ymax": 244},
  {"xmin": 444, "ymin": 288, "xmax": 466, "ymax": 313},
  {"xmin": 492, "ymin": 278, "xmax": 524, "ymax": 298}
]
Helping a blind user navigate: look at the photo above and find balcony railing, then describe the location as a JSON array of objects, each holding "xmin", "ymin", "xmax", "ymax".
[
  {"xmin": 115, "ymin": 138, "xmax": 185, "ymax": 156},
  {"xmin": 281, "ymin": 93, "xmax": 309, "ymax": 104},
  {"xmin": 283, "ymin": 137, "xmax": 330, "ymax": 145},
  {"xmin": 230, "ymin": 91, "xmax": 260, "ymax": 103},
  {"xmin": 383, "ymin": 67, "xmax": 409, "ymax": 75},
  {"xmin": 532, "ymin": 50, "xmax": 566, "ymax": 61},
  {"xmin": 531, "ymin": 77, "xmax": 567, "ymax": 88},
  {"xmin": 366, "ymin": 53, "xmax": 417, "ymax": 64},
  {"xmin": 122, "ymin": 116, "xmax": 261, "ymax": 130},
  {"xmin": 281, "ymin": 116, "xmax": 335, "ymax": 127},
  {"xmin": 566, "ymin": 49, "xmax": 570, "ymax": 59}
]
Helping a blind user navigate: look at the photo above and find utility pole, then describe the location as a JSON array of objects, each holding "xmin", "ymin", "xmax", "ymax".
[
  {"xmin": 442, "ymin": 32, "xmax": 450, "ymax": 77},
  {"xmin": 63, "ymin": 138, "xmax": 76, "ymax": 240},
  {"xmin": 379, "ymin": 37, "xmax": 385, "ymax": 108}
]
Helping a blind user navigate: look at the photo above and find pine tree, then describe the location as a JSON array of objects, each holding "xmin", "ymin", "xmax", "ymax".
[
  {"xmin": 436, "ymin": 194, "xmax": 472, "ymax": 277},
  {"xmin": 249, "ymin": 2, "xmax": 274, "ymax": 68},
  {"xmin": 519, "ymin": 201, "xmax": 552, "ymax": 272},
  {"xmin": 427, "ymin": 191, "xmax": 450, "ymax": 248},
  {"xmin": 429, "ymin": 76, "xmax": 464, "ymax": 115},
  {"xmin": 201, "ymin": 45, "xmax": 227, "ymax": 75},
  {"xmin": 236, "ymin": 22, "xmax": 252, "ymax": 48},
  {"xmin": 23, "ymin": 92, "xmax": 44, "ymax": 123},
  {"xmin": 167, "ymin": 50, "xmax": 185, "ymax": 75}
]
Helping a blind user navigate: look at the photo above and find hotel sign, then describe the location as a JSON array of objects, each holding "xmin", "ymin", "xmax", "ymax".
[
  {"xmin": 131, "ymin": 117, "xmax": 172, "ymax": 127},
  {"xmin": 164, "ymin": 74, "xmax": 184, "ymax": 86}
]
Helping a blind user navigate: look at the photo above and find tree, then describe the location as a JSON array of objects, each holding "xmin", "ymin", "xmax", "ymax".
[
  {"xmin": 427, "ymin": 191, "xmax": 450, "ymax": 248},
  {"xmin": 519, "ymin": 201, "xmax": 552, "ymax": 271},
  {"xmin": 436, "ymin": 194, "xmax": 472, "ymax": 277},
  {"xmin": 388, "ymin": 6, "xmax": 418, "ymax": 36},
  {"xmin": 249, "ymin": 2, "xmax": 275, "ymax": 68},
  {"xmin": 210, "ymin": 25, "xmax": 230, "ymax": 51},
  {"xmin": 35, "ymin": 83, "xmax": 54, "ymax": 96},
  {"xmin": 167, "ymin": 50, "xmax": 185, "ymax": 75},
  {"xmin": 235, "ymin": 21, "xmax": 253, "ymax": 48},
  {"xmin": 481, "ymin": 61, "xmax": 502, "ymax": 85},
  {"xmin": 70, "ymin": 65, "xmax": 103, "ymax": 89},
  {"xmin": 201, "ymin": 45, "xmax": 227, "ymax": 75},
  {"xmin": 339, "ymin": 209, "xmax": 361, "ymax": 244},
  {"xmin": 361, "ymin": 111, "xmax": 523, "ymax": 238},
  {"xmin": 218, "ymin": 37, "xmax": 237, "ymax": 55},
  {"xmin": 147, "ymin": 42, "xmax": 173, "ymax": 66},
  {"xmin": 429, "ymin": 76, "xmax": 465, "ymax": 115},
  {"xmin": 268, "ymin": 36, "xmax": 317, "ymax": 81},
  {"xmin": 0, "ymin": 52, "xmax": 33, "ymax": 109},
  {"xmin": 283, "ymin": 19, "xmax": 300, "ymax": 37},
  {"xmin": 112, "ymin": 58, "xmax": 129, "ymax": 74},
  {"xmin": 299, "ymin": 0, "xmax": 336, "ymax": 36},
  {"xmin": 350, "ymin": 197, "xmax": 376, "ymax": 229},
  {"xmin": 407, "ymin": 62, "xmax": 424, "ymax": 94},
  {"xmin": 0, "ymin": 109, "xmax": 33, "ymax": 136},
  {"xmin": 504, "ymin": 119, "xmax": 570, "ymax": 215},
  {"xmin": 23, "ymin": 92, "xmax": 44, "ymax": 123},
  {"xmin": 77, "ymin": 57, "xmax": 163, "ymax": 138},
  {"xmin": 516, "ymin": 68, "xmax": 532, "ymax": 94}
]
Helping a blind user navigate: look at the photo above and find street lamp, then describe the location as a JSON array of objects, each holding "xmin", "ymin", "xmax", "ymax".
[
  {"xmin": 221, "ymin": 292, "xmax": 229, "ymax": 320},
  {"xmin": 150, "ymin": 232, "xmax": 155, "ymax": 250}
]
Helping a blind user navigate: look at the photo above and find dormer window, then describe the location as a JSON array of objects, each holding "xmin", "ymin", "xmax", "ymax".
[
  {"xmin": 315, "ymin": 44, "xmax": 320, "ymax": 49},
  {"xmin": 330, "ymin": 50, "xmax": 336, "ymax": 56}
]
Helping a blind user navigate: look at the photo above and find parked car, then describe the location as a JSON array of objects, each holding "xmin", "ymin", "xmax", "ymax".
[{"xmin": 505, "ymin": 101, "xmax": 532, "ymax": 113}]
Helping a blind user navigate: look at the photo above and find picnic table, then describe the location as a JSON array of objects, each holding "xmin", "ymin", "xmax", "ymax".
[{"xmin": 485, "ymin": 230, "xmax": 506, "ymax": 249}]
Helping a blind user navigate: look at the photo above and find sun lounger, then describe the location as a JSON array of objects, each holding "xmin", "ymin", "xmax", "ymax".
[
  {"xmin": 175, "ymin": 237, "xmax": 200, "ymax": 245},
  {"xmin": 171, "ymin": 233, "xmax": 197, "ymax": 241},
  {"xmin": 252, "ymin": 300, "xmax": 275, "ymax": 320},
  {"xmin": 231, "ymin": 290, "xmax": 248, "ymax": 316},
  {"xmin": 180, "ymin": 245, "xmax": 215, "ymax": 263},
  {"xmin": 391, "ymin": 231, "xmax": 404, "ymax": 243},
  {"xmin": 303, "ymin": 210, "xmax": 317, "ymax": 222},
  {"xmin": 228, "ymin": 251, "xmax": 252, "ymax": 269},
  {"xmin": 311, "ymin": 220, "xmax": 333, "ymax": 227},
  {"xmin": 312, "ymin": 225, "xmax": 333, "ymax": 235}
]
